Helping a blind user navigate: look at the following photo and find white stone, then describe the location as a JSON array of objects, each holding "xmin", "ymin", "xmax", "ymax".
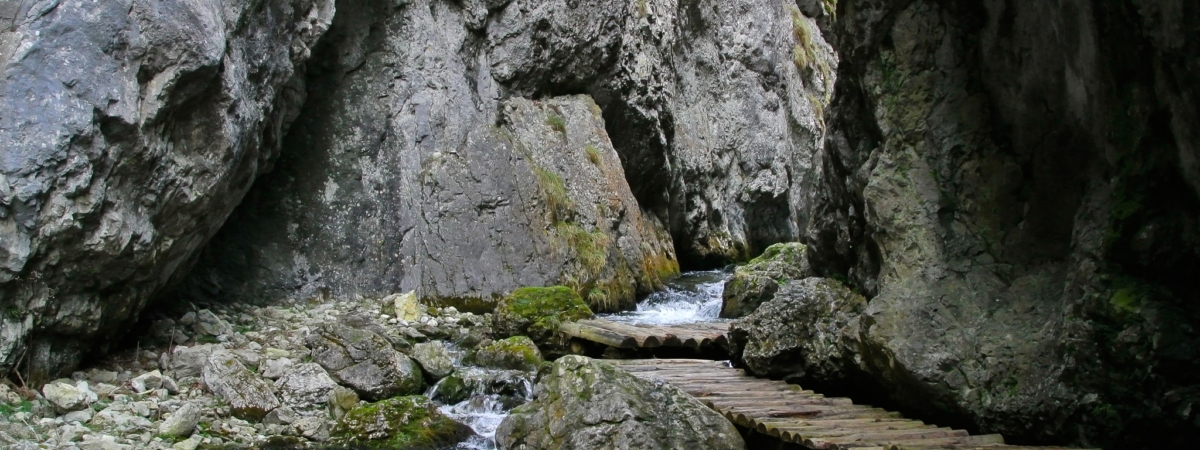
[
  {"xmin": 130, "ymin": 370, "xmax": 163, "ymax": 393},
  {"xmin": 43, "ymin": 381, "xmax": 89, "ymax": 412}
]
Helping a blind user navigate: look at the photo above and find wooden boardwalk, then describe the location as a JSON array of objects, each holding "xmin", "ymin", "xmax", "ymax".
[
  {"xmin": 608, "ymin": 359, "xmax": 1089, "ymax": 450},
  {"xmin": 558, "ymin": 319, "xmax": 729, "ymax": 350}
]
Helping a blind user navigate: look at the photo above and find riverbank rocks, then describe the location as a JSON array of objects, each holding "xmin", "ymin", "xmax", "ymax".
[
  {"xmin": 201, "ymin": 350, "xmax": 280, "ymax": 421},
  {"xmin": 330, "ymin": 396, "xmax": 474, "ymax": 449},
  {"xmin": 42, "ymin": 381, "xmax": 90, "ymax": 413},
  {"xmin": 157, "ymin": 402, "xmax": 202, "ymax": 438},
  {"xmin": 306, "ymin": 323, "xmax": 424, "ymax": 401},
  {"xmin": 496, "ymin": 355, "xmax": 745, "ymax": 450},
  {"xmin": 493, "ymin": 287, "xmax": 593, "ymax": 348},
  {"xmin": 729, "ymin": 278, "xmax": 866, "ymax": 383},
  {"xmin": 721, "ymin": 243, "xmax": 813, "ymax": 318},
  {"xmin": 470, "ymin": 337, "xmax": 543, "ymax": 372}
]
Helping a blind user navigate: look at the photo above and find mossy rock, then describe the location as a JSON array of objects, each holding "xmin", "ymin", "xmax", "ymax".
[
  {"xmin": 493, "ymin": 286, "xmax": 593, "ymax": 345},
  {"xmin": 429, "ymin": 373, "xmax": 470, "ymax": 405},
  {"xmin": 469, "ymin": 336, "xmax": 544, "ymax": 372},
  {"xmin": 330, "ymin": 396, "xmax": 474, "ymax": 450},
  {"xmin": 720, "ymin": 243, "xmax": 812, "ymax": 318}
]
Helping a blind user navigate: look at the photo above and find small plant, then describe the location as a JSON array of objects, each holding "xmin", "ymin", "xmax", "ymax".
[
  {"xmin": 790, "ymin": 7, "xmax": 816, "ymax": 71},
  {"xmin": 0, "ymin": 399, "xmax": 32, "ymax": 417},
  {"xmin": 546, "ymin": 111, "xmax": 567, "ymax": 135},
  {"xmin": 637, "ymin": 0, "xmax": 648, "ymax": 16},
  {"xmin": 534, "ymin": 166, "xmax": 574, "ymax": 222},
  {"xmin": 555, "ymin": 223, "xmax": 610, "ymax": 274},
  {"xmin": 584, "ymin": 145, "xmax": 602, "ymax": 166}
]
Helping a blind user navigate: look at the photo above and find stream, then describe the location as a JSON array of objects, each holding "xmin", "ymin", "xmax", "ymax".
[{"xmin": 429, "ymin": 269, "xmax": 732, "ymax": 449}]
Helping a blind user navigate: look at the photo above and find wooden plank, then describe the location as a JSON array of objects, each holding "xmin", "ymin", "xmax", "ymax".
[{"xmin": 559, "ymin": 322, "xmax": 637, "ymax": 348}]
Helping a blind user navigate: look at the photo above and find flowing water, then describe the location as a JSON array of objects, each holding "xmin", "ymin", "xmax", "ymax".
[
  {"xmin": 600, "ymin": 269, "xmax": 732, "ymax": 325},
  {"xmin": 430, "ymin": 270, "xmax": 731, "ymax": 449}
]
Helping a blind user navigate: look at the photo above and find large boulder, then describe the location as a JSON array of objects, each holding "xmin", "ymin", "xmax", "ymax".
[
  {"xmin": 409, "ymin": 341, "xmax": 455, "ymax": 381},
  {"xmin": 493, "ymin": 286, "xmax": 593, "ymax": 350},
  {"xmin": 496, "ymin": 355, "xmax": 745, "ymax": 450},
  {"xmin": 330, "ymin": 395, "xmax": 474, "ymax": 450},
  {"xmin": 729, "ymin": 278, "xmax": 866, "ymax": 383},
  {"xmin": 0, "ymin": 0, "xmax": 336, "ymax": 380},
  {"xmin": 720, "ymin": 242, "xmax": 813, "ymax": 318},
  {"xmin": 201, "ymin": 350, "xmax": 281, "ymax": 421},
  {"xmin": 273, "ymin": 362, "xmax": 339, "ymax": 413},
  {"xmin": 306, "ymin": 323, "xmax": 424, "ymax": 401}
]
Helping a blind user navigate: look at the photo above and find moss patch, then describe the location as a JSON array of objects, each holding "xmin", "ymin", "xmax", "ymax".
[
  {"xmin": 493, "ymin": 286, "xmax": 594, "ymax": 344},
  {"xmin": 790, "ymin": 7, "xmax": 816, "ymax": 71},
  {"xmin": 331, "ymin": 396, "xmax": 473, "ymax": 450},
  {"xmin": 554, "ymin": 222, "xmax": 610, "ymax": 274},
  {"xmin": 471, "ymin": 336, "xmax": 544, "ymax": 372},
  {"xmin": 534, "ymin": 166, "xmax": 574, "ymax": 223},
  {"xmin": 545, "ymin": 111, "xmax": 567, "ymax": 135},
  {"xmin": 584, "ymin": 144, "xmax": 602, "ymax": 167}
]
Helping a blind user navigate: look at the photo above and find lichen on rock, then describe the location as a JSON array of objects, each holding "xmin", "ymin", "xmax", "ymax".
[{"xmin": 493, "ymin": 286, "xmax": 593, "ymax": 349}]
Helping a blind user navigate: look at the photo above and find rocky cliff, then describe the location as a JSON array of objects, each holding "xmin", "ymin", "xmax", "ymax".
[
  {"xmin": 801, "ymin": 0, "xmax": 1200, "ymax": 447},
  {"xmin": 0, "ymin": 0, "xmax": 335, "ymax": 381},
  {"xmin": 0, "ymin": 0, "xmax": 833, "ymax": 379}
]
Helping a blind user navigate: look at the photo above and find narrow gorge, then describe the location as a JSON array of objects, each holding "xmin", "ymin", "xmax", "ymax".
[{"xmin": 0, "ymin": 0, "xmax": 1196, "ymax": 449}]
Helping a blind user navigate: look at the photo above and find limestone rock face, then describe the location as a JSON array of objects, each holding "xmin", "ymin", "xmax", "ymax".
[
  {"xmin": 803, "ymin": 0, "xmax": 1200, "ymax": 446},
  {"xmin": 496, "ymin": 355, "xmax": 745, "ymax": 450},
  {"xmin": 720, "ymin": 242, "xmax": 813, "ymax": 318},
  {"xmin": 180, "ymin": 0, "xmax": 838, "ymax": 315},
  {"xmin": 0, "ymin": 0, "xmax": 336, "ymax": 380}
]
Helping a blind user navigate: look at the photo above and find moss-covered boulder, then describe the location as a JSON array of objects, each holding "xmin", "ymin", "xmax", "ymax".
[
  {"xmin": 330, "ymin": 396, "xmax": 474, "ymax": 449},
  {"xmin": 720, "ymin": 242, "xmax": 812, "ymax": 318},
  {"xmin": 469, "ymin": 336, "xmax": 543, "ymax": 372},
  {"xmin": 496, "ymin": 356, "xmax": 745, "ymax": 450},
  {"xmin": 493, "ymin": 286, "xmax": 593, "ymax": 348}
]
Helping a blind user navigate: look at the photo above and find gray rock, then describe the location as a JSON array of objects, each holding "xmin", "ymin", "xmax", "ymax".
[
  {"xmin": 260, "ymin": 358, "xmax": 295, "ymax": 380},
  {"xmin": 721, "ymin": 243, "xmax": 813, "ymax": 318},
  {"xmin": 200, "ymin": 350, "xmax": 280, "ymax": 421},
  {"xmin": 192, "ymin": 310, "xmax": 232, "ymax": 337},
  {"xmin": 409, "ymin": 341, "xmax": 455, "ymax": 380},
  {"xmin": 130, "ymin": 371, "xmax": 163, "ymax": 393},
  {"xmin": 306, "ymin": 323, "xmax": 424, "ymax": 401},
  {"xmin": 274, "ymin": 363, "xmax": 338, "ymax": 413},
  {"xmin": 0, "ymin": 0, "xmax": 337, "ymax": 380},
  {"xmin": 263, "ymin": 406, "xmax": 299, "ymax": 425},
  {"xmin": 293, "ymin": 416, "xmax": 330, "ymax": 442},
  {"xmin": 42, "ymin": 381, "xmax": 88, "ymax": 413},
  {"xmin": 90, "ymin": 409, "xmax": 152, "ymax": 432},
  {"xmin": 729, "ymin": 278, "xmax": 866, "ymax": 382},
  {"xmin": 62, "ymin": 409, "xmax": 94, "ymax": 424},
  {"xmin": 166, "ymin": 345, "xmax": 216, "ymax": 379},
  {"xmin": 496, "ymin": 356, "xmax": 744, "ymax": 450},
  {"xmin": 157, "ymin": 402, "xmax": 202, "ymax": 438}
]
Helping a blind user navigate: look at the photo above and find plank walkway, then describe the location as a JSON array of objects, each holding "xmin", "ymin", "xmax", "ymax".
[
  {"xmin": 558, "ymin": 319, "xmax": 729, "ymax": 350},
  {"xmin": 608, "ymin": 359, "xmax": 1090, "ymax": 450}
]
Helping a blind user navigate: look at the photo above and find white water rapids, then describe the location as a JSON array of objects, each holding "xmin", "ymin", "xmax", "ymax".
[{"xmin": 430, "ymin": 270, "xmax": 731, "ymax": 449}]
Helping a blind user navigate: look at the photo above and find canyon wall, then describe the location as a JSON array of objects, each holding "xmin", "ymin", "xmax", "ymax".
[{"xmin": 800, "ymin": 0, "xmax": 1199, "ymax": 446}]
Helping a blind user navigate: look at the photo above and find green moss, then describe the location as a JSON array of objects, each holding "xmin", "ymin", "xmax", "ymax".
[
  {"xmin": 534, "ymin": 166, "xmax": 574, "ymax": 223},
  {"xmin": 0, "ymin": 400, "xmax": 32, "ymax": 417},
  {"xmin": 331, "ymin": 396, "xmax": 472, "ymax": 450},
  {"xmin": 494, "ymin": 286, "xmax": 594, "ymax": 342},
  {"xmin": 545, "ymin": 111, "xmax": 567, "ymax": 135},
  {"xmin": 747, "ymin": 242, "xmax": 807, "ymax": 266},
  {"xmin": 821, "ymin": 0, "xmax": 837, "ymax": 19},
  {"xmin": 584, "ymin": 144, "xmax": 602, "ymax": 167},
  {"xmin": 431, "ymin": 374, "xmax": 469, "ymax": 404},
  {"xmin": 471, "ymin": 336, "xmax": 544, "ymax": 371}
]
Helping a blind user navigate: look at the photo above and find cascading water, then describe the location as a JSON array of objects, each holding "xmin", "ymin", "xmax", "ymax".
[
  {"xmin": 426, "ymin": 270, "xmax": 731, "ymax": 448},
  {"xmin": 600, "ymin": 270, "xmax": 732, "ymax": 325}
]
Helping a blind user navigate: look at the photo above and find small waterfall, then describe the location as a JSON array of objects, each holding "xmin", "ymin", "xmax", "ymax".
[
  {"xmin": 601, "ymin": 270, "xmax": 732, "ymax": 325},
  {"xmin": 426, "ymin": 346, "xmax": 537, "ymax": 450}
]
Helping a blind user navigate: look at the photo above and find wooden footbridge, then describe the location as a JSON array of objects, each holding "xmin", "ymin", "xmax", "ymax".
[{"xmin": 560, "ymin": 320, "xmax": 1089, "ymax": 450}]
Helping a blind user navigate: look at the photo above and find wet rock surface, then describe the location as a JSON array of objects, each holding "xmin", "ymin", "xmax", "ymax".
[
  {"xmin": 496, "ymin": 355, "xmax": 745, "ymax": 450},
  {"xmin": 330, "ymin": 396, "xmax": 474, "ymax": 449}
]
